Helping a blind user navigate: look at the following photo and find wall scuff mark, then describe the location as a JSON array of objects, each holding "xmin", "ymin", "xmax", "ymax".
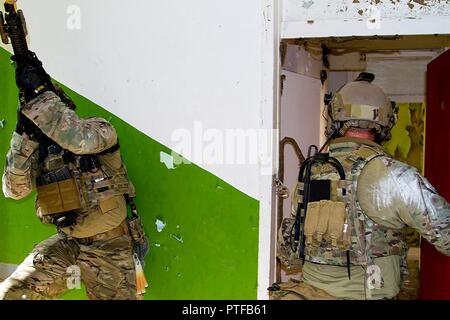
[{"xmin": 302, "ymin": 0, "xmax": 315, "ymax": 8}]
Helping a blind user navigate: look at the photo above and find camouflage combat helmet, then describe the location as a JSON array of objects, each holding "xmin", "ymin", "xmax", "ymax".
[{"xmin": 326, "ymin": 72, "xmax": 396, "ymax": 142}]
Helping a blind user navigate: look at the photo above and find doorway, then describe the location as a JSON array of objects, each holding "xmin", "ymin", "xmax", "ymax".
[{"xmin": 273, "ymin": 34, "xmax": 450, "ymax": 300}]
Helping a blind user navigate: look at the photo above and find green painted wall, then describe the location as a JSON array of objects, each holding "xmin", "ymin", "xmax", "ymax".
[{"xmin": 0, "ymin": 48, "xmax": 260, "ymax": 299}]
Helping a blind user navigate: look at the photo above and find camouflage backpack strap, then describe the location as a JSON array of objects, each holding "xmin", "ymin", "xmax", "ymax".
[
  {"xmin": 346, "ymin": 145, "xmax": 387, "ymax": 299},
  {"xmin": 340, "ymin": 142, "xmax": 388, "ymax": 170}
]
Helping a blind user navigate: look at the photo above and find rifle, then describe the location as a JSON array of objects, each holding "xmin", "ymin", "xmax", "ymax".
[
  {"xmin": 1, "ymin": 1, "xmax": 76, "ymax": 135},
  {"xmin": 1, "ymin": 1, "xmax": 56, "ymax": 92},
  {"xmin": 0, "ymin": 0, "xmax": 28, "ymax": 55}
]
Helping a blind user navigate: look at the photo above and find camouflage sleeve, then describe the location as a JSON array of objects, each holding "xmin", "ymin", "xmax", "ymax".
[
  {"xmin": 358, "ymin": 157, "xmax": 450, "ymax": 256},
  {"xmin": 2, "ymin": 132, "xmax": 40, "ymax": 200},
  {"xmin": 21, "ymin": 91, "xmax": 118, "ymax": 155}
]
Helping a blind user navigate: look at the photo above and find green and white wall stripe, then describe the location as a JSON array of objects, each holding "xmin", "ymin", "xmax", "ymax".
[{"xmin": 0, "ymin": 0, "xmax": 279, "ymax": 299}]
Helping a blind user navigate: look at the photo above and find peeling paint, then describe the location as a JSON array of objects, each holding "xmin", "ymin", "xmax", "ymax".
[
  {"xmin": 155, "ymin": 219, "xmax": 166, "ymax": 233},
  {"xmin": 160, "ymin": 151, "xmax": 176, "ymax": 170},
  {"xmin": 283, "ymin": 0, "xmax": 450, "ymax": 22},
  {"xmin": 171, "ymin": 234, "xmax": 184, "ymax": 243},
  {"xmin": 412, "ymin": 0, "xmax": 427, "ymax": 5}
]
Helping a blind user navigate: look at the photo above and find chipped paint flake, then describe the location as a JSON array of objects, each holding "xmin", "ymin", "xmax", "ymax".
[
  {"xmin": 160, "ymin": 151, "xmax": 176, "ymax": 170},
  {"xmin": 171, "ymin": 234, "xmax": 184, "ymax": 243},
  {"xmin": 283, "ymin": 0, "xmax": 450, "ymax": 22},
  {"xmin": 155, "ymin": 219, "xmax": 166, "ymax": 233}
]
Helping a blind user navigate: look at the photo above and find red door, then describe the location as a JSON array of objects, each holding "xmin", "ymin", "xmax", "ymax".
[{"xmin": 420, "ymin": 49, "xmax": 450, "ymax": 300}]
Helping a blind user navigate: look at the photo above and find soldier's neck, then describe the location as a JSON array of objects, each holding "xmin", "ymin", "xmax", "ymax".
[{"xmin": 344, "ymin": 128, "xmax": 376, "ymax": 141}]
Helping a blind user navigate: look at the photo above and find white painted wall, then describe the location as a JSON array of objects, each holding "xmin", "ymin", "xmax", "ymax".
[
  {"xmin": 1, "ymin": 0, "xmax": 274, "ymax": 201},
  {"xmin": 282, "ymin": 0, "xmax": 450, "ymax": 38},
  {"xmin": 258, "ymin": 0, "xmax": 280, "ymax": 300}
]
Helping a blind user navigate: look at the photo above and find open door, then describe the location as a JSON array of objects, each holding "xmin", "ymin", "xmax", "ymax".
[{"xmin": 420, "ymin": 49, "xmax": 450, "ymax": 300}]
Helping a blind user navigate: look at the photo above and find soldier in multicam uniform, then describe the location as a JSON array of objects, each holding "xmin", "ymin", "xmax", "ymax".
[
  {"xmin": 0, "ymin": 51, "xmax": 147, "ymax": 300},
  {"xmin": 272, "ymin": 73, "xmax": 450, "ymax": 300}
]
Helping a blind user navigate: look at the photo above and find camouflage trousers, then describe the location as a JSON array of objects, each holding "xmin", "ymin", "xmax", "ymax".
[
  {"xmin": 0, "ymin": 233, "xmax": 138, "ymax": 300},
  {"xmin": 269, "ymin": 280, "xmax": 338, "ymax": 300}
]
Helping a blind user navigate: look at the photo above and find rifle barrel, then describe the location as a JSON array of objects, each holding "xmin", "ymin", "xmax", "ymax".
[{"xmin": 3, "ymin": 3, "xmax": 28, "ymax": 56}]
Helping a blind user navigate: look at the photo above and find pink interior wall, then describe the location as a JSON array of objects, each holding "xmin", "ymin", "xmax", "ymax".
[{"xmin": 279, "ymin": 71, "xmax": 321, "ymax": 281}]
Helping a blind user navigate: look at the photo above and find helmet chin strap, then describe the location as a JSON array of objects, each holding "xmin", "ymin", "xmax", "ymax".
[{"xmin": 319, "ymin": 122, "xmax": 352, "ymax": 153}]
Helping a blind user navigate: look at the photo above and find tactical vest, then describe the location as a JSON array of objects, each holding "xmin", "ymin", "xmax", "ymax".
[
  {"xmin": 35, "ymin": 138, "xmax": 135, "ymax": 223},
  {"xmin": 300, "ymin": 139, "xmax": 408, "ymax": 281}
]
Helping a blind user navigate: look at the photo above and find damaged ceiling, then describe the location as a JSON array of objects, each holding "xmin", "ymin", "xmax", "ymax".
[
  {"xmin": 284, "ymin": 34, "xmax": 450, "ymax": 51},
  {"xmin": 283, "ymin": 0, "xmax": 450, "ymax": 22}
]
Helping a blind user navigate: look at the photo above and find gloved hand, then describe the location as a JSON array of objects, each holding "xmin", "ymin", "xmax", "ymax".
[{"xmin": 11, "ymin": 51, "xmax": 51, "ymax": 102}]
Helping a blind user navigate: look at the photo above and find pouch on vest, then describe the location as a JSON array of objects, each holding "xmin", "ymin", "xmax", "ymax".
[
  {"xmin": 37, "ymin": 178, "xmax": 83, "ymax": 216},
  {"xmin": 125, "ymin": 198, "xmax": 147, "ymax": 245},
  {"xmin": 99, "ymin": 197, "xmax": 119, "ymax": 213},
  {"xmin": 304, "ymin": 200, "xmax": 350, "ymax": 250},
  {"xmin": 293, "ymin": 146, "xmax": 352, "ymax": 278},
  {"xmin": 294, "ymin": 149, "xmax": 346, "ymax": 257},
  {"xmin": 36, "ymin": 168, "xmax": 83, "ymax": 216}
]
